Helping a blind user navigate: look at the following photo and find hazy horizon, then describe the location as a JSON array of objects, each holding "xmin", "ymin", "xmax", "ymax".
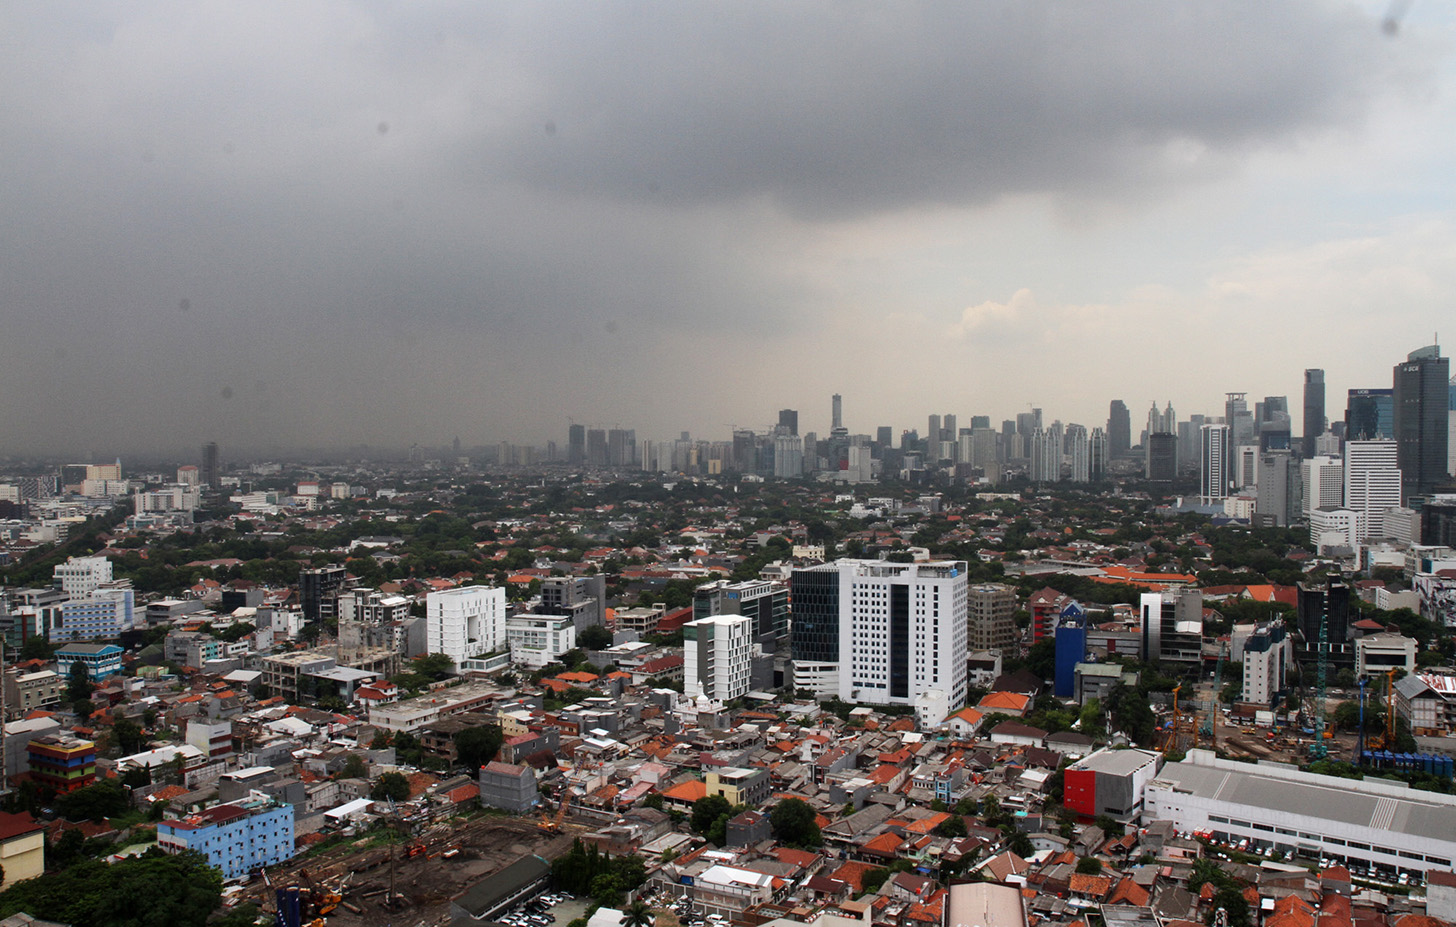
[{"xmin": 4, "ymin": 2, "xmax": 1454, "ymax": 458}]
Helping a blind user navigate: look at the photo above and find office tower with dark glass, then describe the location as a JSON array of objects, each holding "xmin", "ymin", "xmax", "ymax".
[
  {"xmin": 1393, "ymin": 345, "xmax": 1451, "ymax": 496},
  {"xmin": 1346, "ymin": 388, "xmax": 1394, "ymax": 441},
  {"xmin": 567, "ymin": 424, "xmax": 586, "ymax": 465},
  {"xmin": 1107, "ymin": 400, "xmax": 1131, "ymax": 458},
  {"xmin": 778, "ymin": 409, "xmax": 799, "ymax": 435},
  {"xmin": 1304, "ymin": 369, "xmax": 1325, "ymax": 456},
  {"xmin": 200, "ymin": 441, "xmax": 219, "ymax": 488}
]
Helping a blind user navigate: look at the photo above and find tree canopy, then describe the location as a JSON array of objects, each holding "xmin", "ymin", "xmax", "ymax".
[
  {"xmin": 455, "ymin": 725, "xmax": 504, "ymax": 773},
  {"xmin": 0, "ymin": 850, "xmax": 221, "ymax": 927},
  {"xmin": 769, "ymin": 797, "xmax": 822, "ymax": 848}
]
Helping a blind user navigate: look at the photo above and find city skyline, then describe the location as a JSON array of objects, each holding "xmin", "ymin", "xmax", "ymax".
[{"xmin": 2, "ymin": 3, "xmax": 1454, "ymax": 456}]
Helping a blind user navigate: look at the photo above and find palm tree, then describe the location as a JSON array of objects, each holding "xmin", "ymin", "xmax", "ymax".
[{"xmin": 624, "ymin": 900, "xmax": 653, "ymax": 927}]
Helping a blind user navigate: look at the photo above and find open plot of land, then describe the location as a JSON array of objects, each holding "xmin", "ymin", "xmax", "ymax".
[{"xmin": 240, "ymin": 816, "xmax": 584, "ymax": 927}]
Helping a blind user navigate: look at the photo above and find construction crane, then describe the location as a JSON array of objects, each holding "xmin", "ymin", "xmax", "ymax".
[
  {"xmin": 1367, "ymin": 668, "xmax": 1399, "ymax": 752},
  {"xmin": 1309, "ymin": 606, "xmax": 1330, "ymax": 760},
  {"xmin": 539, "ymin": 793, "xmax": 569, "ymax": 833}
]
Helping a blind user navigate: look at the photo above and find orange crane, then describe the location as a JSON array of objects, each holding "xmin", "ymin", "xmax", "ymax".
[{"xmin": 538, "ymin": 794, "xmax": 569, "ymax": 833}]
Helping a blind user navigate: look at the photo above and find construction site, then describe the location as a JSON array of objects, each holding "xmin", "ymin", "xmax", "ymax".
[{"xmin": 239, "ymin": 811, "xmax": 585, "ymax": 927}]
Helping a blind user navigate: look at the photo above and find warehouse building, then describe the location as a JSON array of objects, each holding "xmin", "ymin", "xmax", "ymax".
[{"xmin": 1144, "ymin": 749, "xmax": 1456, "ymax": 880}]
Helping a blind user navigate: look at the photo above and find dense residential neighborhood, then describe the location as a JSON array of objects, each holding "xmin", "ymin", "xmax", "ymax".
[{"xmin": 0, "ymin": 447, "xmax": 1455, "ymax": 927}]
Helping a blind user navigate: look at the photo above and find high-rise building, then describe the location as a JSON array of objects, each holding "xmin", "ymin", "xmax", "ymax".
[
  {"xmin": 1146, "ymin": 433, "xmax": 1177, "ymax": 482},
  {"xmin": 586, "ymin": 429, "xmax": 608, "ymax": 467},
  {"xmin": 53, "ymin": 556, "xmax": 113, "ymax": 599},
  {"xmin": 875, "ymin": 426, "xmax": 892, "ymax": 448},
  {"xmin": 200, "ymin": 441, "xmax": 220, "ymax": 488},
  {"xmin": 967, "ymin": 583, "xmax": 1017, "ymax": 654},
  {"xmin": 1226, "ymin": 393, "xmax": 1254, "ymax": 484},
  {"xmin": 1304, "ymin": 369, "xmax": 1326, "ymax": 457},
  {"xmin": 298, "ymin": 565, "xmax": 347, "ymax": 624},
  {"xmin": 1067, "ymin": 424, "xmax": 1091, "ymax": 482},
  {"xmin": 1089, "ymin": 427, "xmax": 1108, "ymax": 481},
  {"xmin": 539, "ymin": 575, "xmax": 607, "ymax": 632},
  {"xmin": 684, "ymin": 614, "xmax": 752, "ymax": 702},
  {"xmin": 1254, "ymin": 450, "xmax": 1301, "ymax": 527},
  {"xmin": 1201, "ymin": 423, "xmax": 1230, "ymax": 499},
  {"xmin": 927, "ymin": 414, "xmax": 941, "ymax": 453},
  {"xmin": 426, "ymin": 585, "xmax": 507, "ymax": 670},
  {"xmin": 1346, "ymin": 388, "xmax": 1394, "ymax": 441},
  {"xmin": 778, "ymin": 409, "xmax": 799, "ymax": 436},
  {"xmin": 607, "ymin": 428, "xmax": 635, "ymax": 467},
  {"xmin": 1302, "ymin": 455, "xmax": 1345, "ymax": 519},
  {"xmin": 1030, "ymin": 424, "xmax": 1062, "ymax": 482},
  {"xmin": 1139, "ymin": 589, "xmax": 1203, "ymax": 664},
  {"xmin": 791, "ymin": 559, "xmax": 968, "ymax": 711},
  {"xmin": 1343, "ymin": 439, "xmax": 1401, "ymax": 541},
  {"xmin": 1393, "ymin": 345, "xmax": 1451, "ymax": 496},
  {"xmin": 1242, "ymin": 620, "xmax": 1292, "ymax": 708},
  {"xmin": 1234, "ymin": 445, "xmax": 1259, "ymax": 490},
  {"xmin": 772, "ymin": 435, "xmax": 804, "ymax": 478},
  {"xmin": 694, "ymin": 579, "xmax": 788, "ymax": 645},
  {"xmin": 158, "ymin": 795, "xmax": 294, "ymax": 881},
  {"xmin": 1107, "ymin": 400, "xmax": 1131, "ymax": 458},
  {"xmin": 831, "ymin": 394, "xmax": 845, "ymax": 435},
  {"xmin": 567, "ymin": 424, "xmax": 586, "ymax": 464}
]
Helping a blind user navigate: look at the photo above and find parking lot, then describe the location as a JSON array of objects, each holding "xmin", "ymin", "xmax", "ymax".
[{"xmin": 499, "ymin": 890, "xmax": 578, "ymax": 927}]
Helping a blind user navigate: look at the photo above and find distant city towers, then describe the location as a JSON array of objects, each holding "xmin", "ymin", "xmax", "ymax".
[{"xmin": 1107, "ymin": 400, "xmax": 1131, "ymax": 458}]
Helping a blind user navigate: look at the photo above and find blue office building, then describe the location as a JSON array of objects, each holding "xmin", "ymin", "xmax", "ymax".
[{"xmin": 1054, "ymin": 602, "xmax": 1088, "ymax": 698}]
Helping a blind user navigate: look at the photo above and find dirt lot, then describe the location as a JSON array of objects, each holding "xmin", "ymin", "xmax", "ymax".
[{"xmin": 241, "ymin": 815, "xmax": 584, "ymax": 927}]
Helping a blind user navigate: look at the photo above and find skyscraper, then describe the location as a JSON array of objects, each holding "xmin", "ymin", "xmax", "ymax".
[
  {"xmin": 200, "ymin": 441, "xmax": 219, "ymax": 488},
  {"xmin": 1067, "ymin": 424, "xmax": 1090, "ymax": 482},
  {"xmin": 831, "ymin": 393, "xmax": 845, "ymax": 434},
  {"xmin": 567, "ymin": 424, "xmax": 586, "ymax": 465},
  {"xmin": 1304, "ymin": 369, "xmax": 1326, "ymax": 457},
  {"xmin": 778, "ymin": 409, "xmax": 799, "ymax": 435},
  {"xmin": 1107, "ymin": 400, "xmax": 1131, "ymax": 458},
  {"xmin": 1345, "ymin": 388, "xmax": 1394, "ymax": 441},
  {"xmin": 1343, "ymin": 439, "xmax": 1401, "ymax": 541},
  {"xmin": 1201, "ymin": 423, "xmax": 1229, "ymax": 499},
  {"xmin": 1089, "ymin": 427, "xmax": 1108, "ymax": 481},
  {"xmin": 1393, "ymin": 345, "xmax": 1451, "ymax": 496},
  {"xmin": 791, "ymin": 559, "xmax": 969, "ymax": 711}
]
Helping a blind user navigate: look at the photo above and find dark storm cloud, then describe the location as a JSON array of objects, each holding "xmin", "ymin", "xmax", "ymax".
[
  {"xmin": 482, "ymin": 2, "xmax": 1398, "ymax": 215},
  {"xmin": 0, "ymin": 1, "xmax": 1422, "ymax": 454}
]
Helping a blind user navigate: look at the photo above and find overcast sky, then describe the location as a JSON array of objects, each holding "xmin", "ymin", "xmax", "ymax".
[{"xmin": 3, "ymin": 1, "xmax": 1453, "ymax": 459}]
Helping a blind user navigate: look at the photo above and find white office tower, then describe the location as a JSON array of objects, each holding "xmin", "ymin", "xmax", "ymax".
[
  {"xmin": 839, "ymin": 559, "xmax": 968, "ymax": 714},
  {"xmin": 53, "ymin": 556, "xmax": 113, "ymax": 599},
  {"xmin": 426, "ymin": 585, "xmax": 507, "ymax": 669},
  {"xmin": 683, "ymin": 614, "xmax": 753, "ymax": 702},
  {"xmin": 1067, "ymin": 424, "xmax": 1091, "ymax": 482},
  {"xmin": 1234, "ymin": 445, "xmax": 1259, "ymax": 490},
  {"xmin": 1200, "ymin": 424, "xmax": 1229, "ymax": 500},
  {"xmin": 772, "ymin": 435, "xmax": 804, "ymax": 478},
  {"xmin": 1302, "ymin": 456, "xmax": 1345, "ymax": 519},
  {"xmin": 1344, "ymin": 440, "xmax": 1402, "ymax": 542},
  {"xmin": 1241, "ymin": 620, "xmax": 1292, "ymax": 708}
]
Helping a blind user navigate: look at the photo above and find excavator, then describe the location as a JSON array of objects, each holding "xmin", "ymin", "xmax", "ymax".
[{"xmin": 538, "ymin": 794, "xmax": 569, "ymax": 833}]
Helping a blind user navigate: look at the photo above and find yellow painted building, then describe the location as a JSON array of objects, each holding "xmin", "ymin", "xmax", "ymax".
[{"xmin": 0, "ymin": 811, "xmax": 46, "ymax": 890}]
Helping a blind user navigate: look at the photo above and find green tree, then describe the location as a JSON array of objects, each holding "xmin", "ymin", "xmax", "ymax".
[
  {"xmin": 55, "ymin": 778, "xmax": 128, "ymax": 822},
  {"xmin": 1026, "ymin": 638, "xmax": 1056, "ymax": 681},
  {"xmin": 934, "ymin": 815, "xmax": 968, "ymax": 838},
  {"xmin": 339, "ymin": 754, "xmax": 369, "ymax": 779},
  {"xmin": 112, "ymin": 717, "xmax": 146, "ymax": 756},
  {"xmin": 19, "ymin": 637, "xmax": 54, "ymax": 662},
  {"xmin": 1076, "ymin": 857, "xmax": 1103, "ymax": 874},
  {"xmin": 455, "ymin": 725, "xmax": 504, "ymax": 772},
  {"xmin": 578, "ymin": 624, "xmax": 613, "ymax": 651},
  {"xmin": 0, "ymin": 850, "xmax": 221, "ymax": 927},
  {"xmin": 370, "ymin": 771, "xmax": 411, "ymax": 802},
  {"xmin": 769, "ymin": 797, "xmax": 822, "ymax": 848},
  {"xmin": 1208, "ymin": 886, "xmax": 1251, "ymax": 927},
  {"xmin": 66, "ymin": 660, "xmax": 94, "ymax": 703},
  {"xmin": 1007, "ymin": 831, "xmax": 1035, "ymax": 858},
  {"xmin": 623, "ymin": 900, "xmax": 653, "ymax": 927},
  {"xmin": 690, "ymin": 794, "xmax": 732, "ymax": 835}
]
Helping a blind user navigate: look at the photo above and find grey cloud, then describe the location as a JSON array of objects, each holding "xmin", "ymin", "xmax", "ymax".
[{"xmin": 0, "ymin": 1, "xmax": 1433, "ymax": 454}]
